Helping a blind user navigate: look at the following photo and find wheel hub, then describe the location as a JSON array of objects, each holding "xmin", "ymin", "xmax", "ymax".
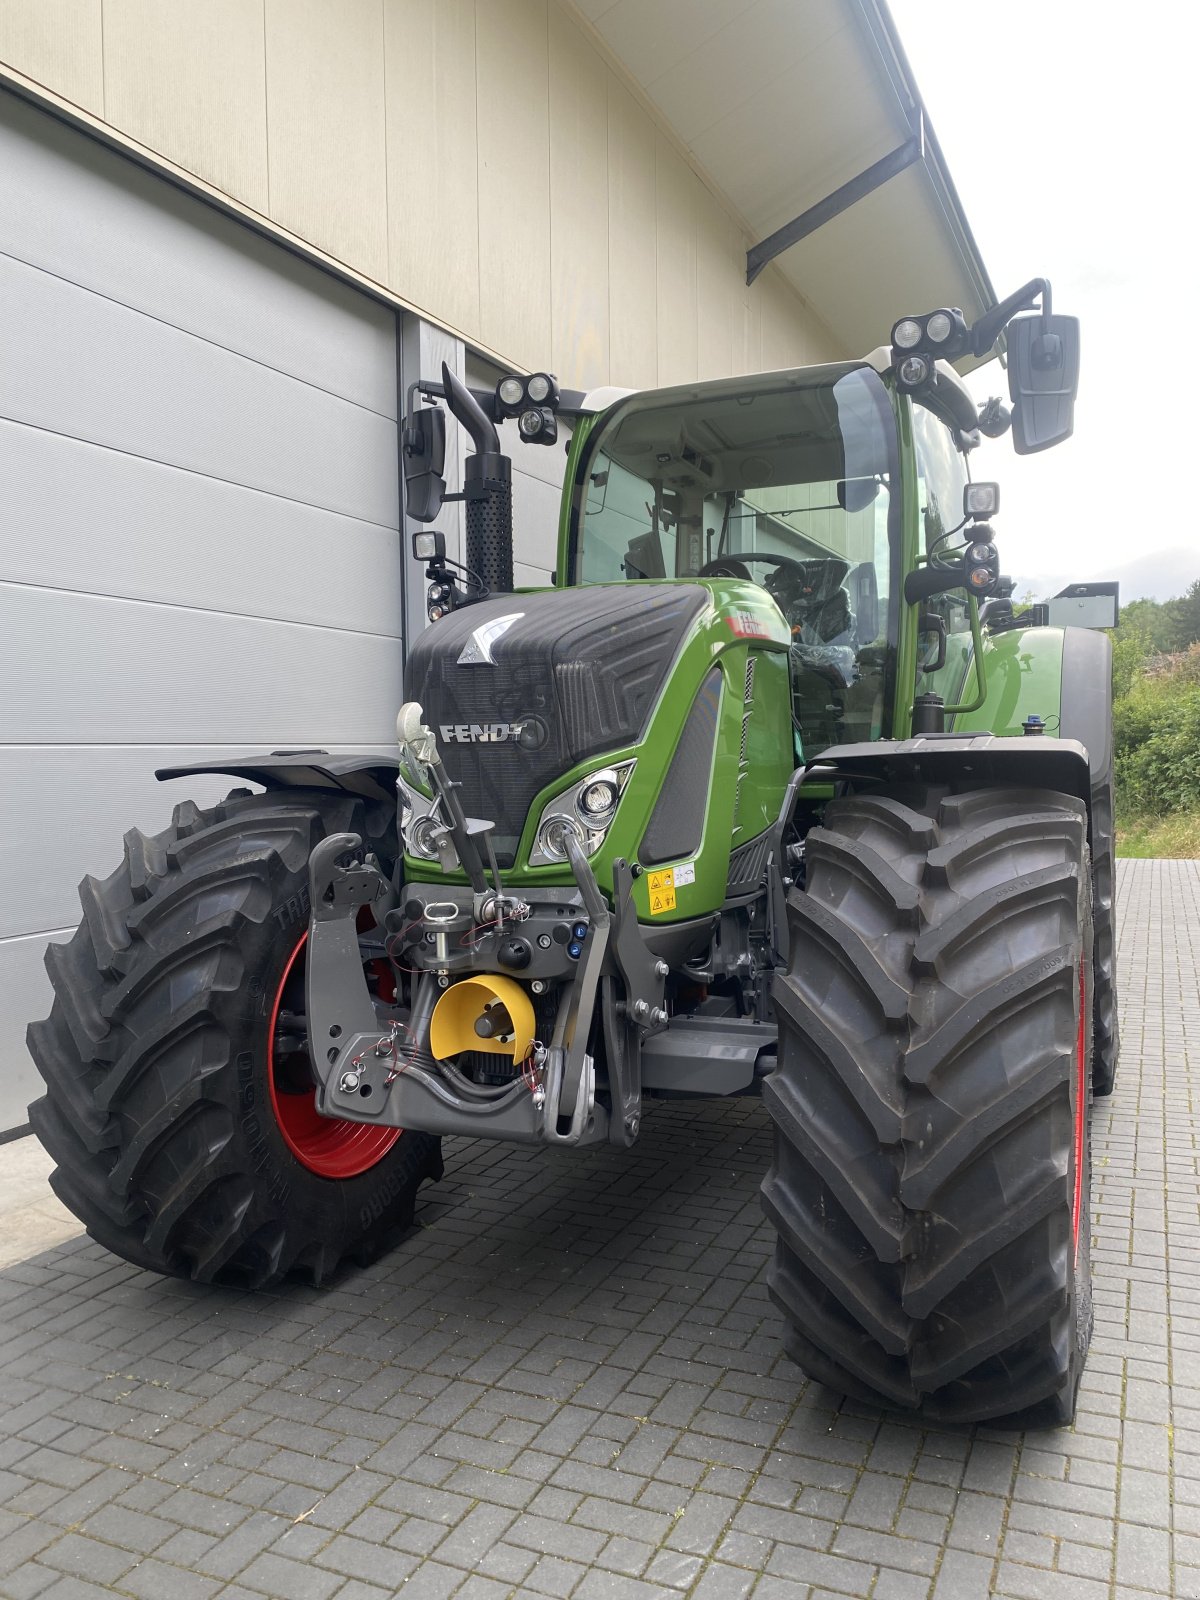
[{"xmin": 266, "ymin": 932, "xmax": 402, "ymax": 1179}]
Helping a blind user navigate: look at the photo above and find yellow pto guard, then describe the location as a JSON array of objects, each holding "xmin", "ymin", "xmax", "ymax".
[{"xmin": 429, "ymin": 974, "xmax": 536, "ymax": 1063}]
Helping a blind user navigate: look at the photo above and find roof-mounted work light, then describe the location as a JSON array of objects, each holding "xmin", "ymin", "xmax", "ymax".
[
  {"xmin": 492, "ymin": 372, "xmax": 560, "ymax": 438},
  {"xmin": 890, "ymin": 307, "xmax": 970, "ymax": 367}
]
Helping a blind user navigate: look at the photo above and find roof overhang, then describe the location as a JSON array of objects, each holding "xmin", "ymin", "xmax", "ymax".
[{"xmin": 567, "ymin": 0, "xmax": 995, "ymax": 362}]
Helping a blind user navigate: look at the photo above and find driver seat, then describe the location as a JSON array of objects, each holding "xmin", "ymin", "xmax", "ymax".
[{"xmin": 788, "ymin": 558, "xmax": 853, "ymax": 645}]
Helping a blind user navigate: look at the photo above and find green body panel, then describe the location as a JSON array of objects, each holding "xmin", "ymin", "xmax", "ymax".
[
  {"xmin": 556, "ymin": 412, "xmax": 604, "ymax": 584},
  {"xmin": 890, "ymin": 390, "xmax": 922, "ymax": 741},
  {"xmin": 950, "ymin": 625, "xmax": 1067, "ymax": 735},
  {"xmin": 404, "ymin": 577, "xmax": 795, "ymax": 923}
]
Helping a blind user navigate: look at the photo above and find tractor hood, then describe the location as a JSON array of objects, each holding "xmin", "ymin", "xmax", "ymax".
[{"xmin": 404, "ymin": 585, "xmax": 708, "ymax": 866}]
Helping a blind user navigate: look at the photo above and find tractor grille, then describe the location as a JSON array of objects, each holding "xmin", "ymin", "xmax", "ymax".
[{"xmin": 406, "ymin": 585, "xmax": 706, "ymax": 864}]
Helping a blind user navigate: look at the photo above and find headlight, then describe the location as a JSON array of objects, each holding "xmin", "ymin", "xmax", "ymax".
[
  {"xmin": 925, "ymin": 311, "xmax": 953, "ymax": 343},
  {"xmin": 534, "ymin": 813, "xmax": 586, "ymax": 863},
  {"xmin": 529, "ymin": 761, "xmax": 635, "ymax": 867},
  {"xmin": 408, "ymin": 816, "xmax": 441, "ymax": 859},
  {"xmin": 892, "ymin": 318, "xmax": 922, "ymax": 349},
  {"xmin": 398, "ymin": 772, "xmax": 442, "ymax": 860},
  {"xmin": 526, "ymin": 372, "xmax": 552, "ymax": 403},
  {"xmin": 578, "ymin": 778, "xmax": 619, "ymax": 822},
  {"xmin": 497, "ymin": 375, "xmax": 524, "ymax": 408}
]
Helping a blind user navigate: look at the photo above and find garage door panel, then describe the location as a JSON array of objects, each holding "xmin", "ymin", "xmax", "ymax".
[
  {"xmin": 2, "ymin": 586, "xmax": 404, "ymax": 744},
  {"xmin": 0, "ymin": 744, "xmax": 396, "ymax": 942},
  {"xmin": 1, "ymin": 91, "xmax": 405, "ymax": 1132},
  {"xmin": 0, "ymin": 256, "xmax": 400, "ymax": 528},
  {"xmin": 1, "ymin": 421, "xmax": 404, "ymax": 636},
  {"xmin": 512, "ymin": 469, "xmax": 565, "ymax": 572},
  {"xmin": 0, "ymin": 93, "xmax": 398, "ymax": 418},
  {"xmin": 0, "ymin": 930, "xmax": 69, "ymax": 1131}
]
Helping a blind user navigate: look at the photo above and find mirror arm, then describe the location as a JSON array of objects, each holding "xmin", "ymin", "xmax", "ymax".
[{"xmin": 969, "ymin": 277, "xmax": 1052, "ymax": 358}]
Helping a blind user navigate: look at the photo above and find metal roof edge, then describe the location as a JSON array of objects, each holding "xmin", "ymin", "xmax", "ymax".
[{"xmin": 850, "ymin": 0, "xmax": 997, "ymax": 318}]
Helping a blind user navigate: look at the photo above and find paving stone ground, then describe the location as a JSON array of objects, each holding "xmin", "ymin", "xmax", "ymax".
[{"xmin": 0, "ymin": 857, "xmax": 1196, "ymax": 1600}]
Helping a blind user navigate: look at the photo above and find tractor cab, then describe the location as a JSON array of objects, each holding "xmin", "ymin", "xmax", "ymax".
[{"xmin": 562, "ymin": 360, "xmax": 899, "ymax": 759}]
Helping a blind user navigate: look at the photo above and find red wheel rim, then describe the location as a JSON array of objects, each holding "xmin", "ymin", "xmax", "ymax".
[
  {"xmin": 1071, "ymin": 956, "xmax": 1087, "ymax": 1258},
  {"xmin": 267, "ymin": 932, "xmax": 402, "ymax": 1179}
]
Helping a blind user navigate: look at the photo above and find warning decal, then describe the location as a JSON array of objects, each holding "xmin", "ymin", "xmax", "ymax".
[{"xmin": 647, "ymin": 867, "xmax": 677, "ymax": 915}]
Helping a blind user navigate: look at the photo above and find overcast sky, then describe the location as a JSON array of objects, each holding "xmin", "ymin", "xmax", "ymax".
[{"xmin": 890, "ymin": 1, "xmax": 1194, "ymax": 597}]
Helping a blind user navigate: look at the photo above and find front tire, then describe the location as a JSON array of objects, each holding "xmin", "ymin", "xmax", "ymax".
[
  {"xmin": 27, "ymin": 789, "xmax": 442, "ymax": 1288},
  {"xmin": 763, "ymin": 786, "xmax": 1093, "ymax": 1426}
]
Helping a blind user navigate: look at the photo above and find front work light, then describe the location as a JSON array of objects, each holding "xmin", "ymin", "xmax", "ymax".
[
  {"xmin": 964, "ymin": 482, "xmax": 1000, "ymax": 518},
  {"xmin": 497, "ymin": 375, "xmax": 525, "ymax": 411},
  {"xmin": 892, "ymin": 318, "xmax": 922, "ymax": 350},
  {"xmin": 412, "ymin": 530, "xmax": 446, "ymax": 562},
  {"xmin": 526, "ymin": 372, "xmax": 553, "ymax": 404}
]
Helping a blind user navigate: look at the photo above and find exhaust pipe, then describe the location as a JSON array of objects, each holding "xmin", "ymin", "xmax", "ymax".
[{"xmin": 441, "ymin": 362, "xmax": 513, "ymax": 595}]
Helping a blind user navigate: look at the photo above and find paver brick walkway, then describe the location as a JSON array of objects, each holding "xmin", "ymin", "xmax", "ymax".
[{"xmin": 0, "ymin": 858, "xmax": 1196, "ymax": 1600}]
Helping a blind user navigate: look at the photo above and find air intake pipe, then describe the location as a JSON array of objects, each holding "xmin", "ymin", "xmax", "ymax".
[{"xmin": 441, "ymin": 361, "xmax": 513, "ymax": 595}]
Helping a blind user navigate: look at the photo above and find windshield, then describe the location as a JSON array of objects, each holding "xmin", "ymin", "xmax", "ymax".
[{"xmin": 570, "ymin": 363, "xmax": 900, "ymax": 751}]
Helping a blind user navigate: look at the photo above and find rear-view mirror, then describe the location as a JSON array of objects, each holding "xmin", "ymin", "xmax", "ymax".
[
  {"xmin": 403, "ymin": 407, "xmax": 447, "ymax": 523},
  {"xmin": 1008, "ymin": 313, "xmax": 1080, "ymax": 454}
]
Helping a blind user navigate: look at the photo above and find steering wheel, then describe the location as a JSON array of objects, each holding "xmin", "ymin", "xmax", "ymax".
[{"xmin": 698, "ymin": 551, "xmax": 810, "ymax": 580}]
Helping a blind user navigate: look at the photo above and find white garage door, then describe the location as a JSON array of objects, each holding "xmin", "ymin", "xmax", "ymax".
[{"xmin": 0, "ymin": 91, "xmax": 406, "ymax": 1132}]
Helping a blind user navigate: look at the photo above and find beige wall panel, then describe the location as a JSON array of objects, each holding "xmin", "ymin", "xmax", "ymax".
[
  {"xmin": 606, "ymin": 73, "xmax": 656, "ymax": 391},
  {"xmin": 475, "ymin": 0, "xmax": 551, "ymax": 371},
  {"xmin": 758, "ymin": 272, "xmax": 796, "ymax": 371},
  {"xmin": 548, "ymin": 3, "xmax": 608, "ymax": 390},
  {"xmin": 384, "ymin": 0, "xmax": 479, "ymax": 335},
  {"xmin": 696, "ymin": 183, "xmax": 740, "ymax": 382},
  {"xmin": 103, "ymin": 0, "xmax": 268, "ymax": 212},
  {"xmin": 758, "ymin": 271, "xmax": 819, "ymax": 371},
  {"xmin": 0, "ymin": 0, "xmax": 102, "ymax": 114},
  {"xmin": 654, "ymin": 133, "xmax": 697, "ymax": 388},
  {"xmin": 264, "ymin": 0, "xmax": 387, "ymax": 281}
]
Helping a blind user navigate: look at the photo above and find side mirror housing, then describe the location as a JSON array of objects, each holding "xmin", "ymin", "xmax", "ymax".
[
  {"xmin": 1008, "ymin": 313, "xmax": 1080, "ymax": 454},
  {"xmin": 403, "ymin": 406, "xmax": 447, "ymax": 522},
  {"xmin": 838, "ymin": 477, "xmax": 879, "ymax": 513}
]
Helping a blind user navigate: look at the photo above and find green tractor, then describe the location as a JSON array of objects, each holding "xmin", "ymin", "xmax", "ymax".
[{"xmin": 29, "ymin": 278, "xmax": 1112, "ymax": 1426}]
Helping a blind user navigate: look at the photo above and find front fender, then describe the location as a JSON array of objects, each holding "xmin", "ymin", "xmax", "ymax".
[
  {"xmin": 156, "ymin": 750, "xmax": 399, "ymax": 805},
  {"xmin": 807, "ymin": 733, "xmax": 1093, "ymax": 812}
]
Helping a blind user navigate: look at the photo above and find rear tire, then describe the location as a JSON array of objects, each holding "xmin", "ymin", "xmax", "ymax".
[
  {"xmin": 764, "ymin": 786, "xmax": 1093, "ymax": 1426},
  {"xmin": 1089, "ymin": 753, "xmax": 1119, "ymax": 1096},
  {"xmin": 27, "ymin": 789, "xmax": 442, "ymax": 1289}
]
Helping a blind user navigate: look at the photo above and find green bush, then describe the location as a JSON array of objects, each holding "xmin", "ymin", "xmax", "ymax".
[{"xmin": 1114, "ymin": 672, "xmax": 1200, "ymax": 816}]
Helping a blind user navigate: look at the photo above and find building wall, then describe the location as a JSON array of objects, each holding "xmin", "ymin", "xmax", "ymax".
[{"xmin": 0, "ymin": 0, "xmax": 843, "ymax": 387}]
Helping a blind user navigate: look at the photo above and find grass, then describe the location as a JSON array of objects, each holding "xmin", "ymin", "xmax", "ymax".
[{"xmin": 1116, "ymin": 809, "xmax": 1200, "ymax": 858}]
